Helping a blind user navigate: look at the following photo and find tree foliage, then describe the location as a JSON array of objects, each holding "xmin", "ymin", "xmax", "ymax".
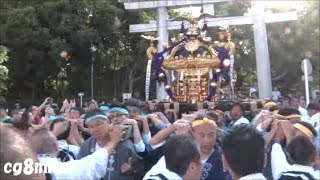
[
  {"xmin": 0, "ymin": 45, "xmax": 9, "ymax": 101},
  {"xmin": 0, "ymin": 0, "xmax": 150, "ymax": 103},
  {"xmin": 0, "ymin": 0, "xmax": 318, "ymax": 104}
]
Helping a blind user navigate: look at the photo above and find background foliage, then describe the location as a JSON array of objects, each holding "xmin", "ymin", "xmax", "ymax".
[{"xmin": 0, "ymin": 0, "xmax": 318, "ymax": 105}]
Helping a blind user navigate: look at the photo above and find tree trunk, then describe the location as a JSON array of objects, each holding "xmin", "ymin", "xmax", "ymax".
[
  {"xmin": 128, "ymin": 69, "xmax": 133, "ymax": 93},
  {"xmin": 112, "ymin": 52, "xmax": 118, "ymax": 98}
]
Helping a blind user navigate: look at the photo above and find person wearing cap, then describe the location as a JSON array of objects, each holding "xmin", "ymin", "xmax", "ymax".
[
  {"xmin": 78, "ymin": 109, "xmax": 139, "ymax": 180},
  {"xmin": 109, "ymin": 107, "xmax": 146, "ymax": 153}
]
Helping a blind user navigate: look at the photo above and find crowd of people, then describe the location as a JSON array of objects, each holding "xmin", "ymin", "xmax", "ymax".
[{"xmin": 0, "ymin": 94, "xmax": 319, "ymax": 180}]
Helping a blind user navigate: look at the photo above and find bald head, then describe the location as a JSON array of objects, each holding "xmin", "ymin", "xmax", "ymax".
[{"xmin": 31, "ymin": 128, "xmax": 58, "ymax": 155}]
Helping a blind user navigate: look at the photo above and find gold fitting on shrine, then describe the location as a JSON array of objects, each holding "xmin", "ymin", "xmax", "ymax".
[
  {"xmin": 215, "ymin": 69, "xmax": 221, "ymax": 73},
  {"xmin": 165, "ymin": 85, "xmax": 171, "ymax": 90},
  {"xmin": 210, "ymin": 82, "xmax": 217, "ymax": 87},
  {"xmin": 223, "ymin": 59, "xmax": 231, "ymax": 67},
  {"xmin": 159, "ymin": 73, "xmax": 165, "ymax": 78}
]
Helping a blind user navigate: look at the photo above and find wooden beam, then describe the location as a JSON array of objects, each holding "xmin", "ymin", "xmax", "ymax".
[
  {"xmin": 129, "ymin": 11, "xmax": 298, "ymax": 33},
  {"xmin": 120, "ymin": 0, "xmax": 232, "ymax": 10}
]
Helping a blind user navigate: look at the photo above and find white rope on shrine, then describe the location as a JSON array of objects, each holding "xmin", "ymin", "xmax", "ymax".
[
  {"xmin": 230, "ymin": 55, "xmax": 235, "ymax": 99},
  {"xmin": 180, "ymin": 71, "xmax": 184, "ymax": 81},
  {"xmin": 145, "ymin": 59, "xmax": 152, "ymax": 101},
  {"xmin": 171, "ymin": 71, "xmax": 175, "ymax": 81}
]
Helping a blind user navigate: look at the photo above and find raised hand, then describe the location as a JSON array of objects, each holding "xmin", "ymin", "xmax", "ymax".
[
  {"xmin": 108, "ymin": 124, "xmax": 123, "ymax": 145},
  {"xmin": 279, "ymin": 120, "xmax": 295, "ymax": 144},
  {"xmin": 121, "ymin": 157, "xmax": 133, "ymax": 173}
]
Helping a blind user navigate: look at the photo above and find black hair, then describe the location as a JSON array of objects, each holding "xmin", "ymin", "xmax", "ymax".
[
  {"xmin": 256, "ymin": 101, "xmax": 263, "ymax": 109},
  {"xmin": 154, "ymin": 103, "xmax": 165, "ymax": 113},
  {"xmin": 307, "ymin": 103, "xmax": 320, "ymax": 111},
  {"xmin": 294, "ymin": 121, "xmax": 317, "ymax": 137},
  {"xmin": 49, "ymin": 117, "xmax": 71, "ymax": 140},
  {"xmin": 213, "ymin": 103, "xmax": 227, "ymax": 112},
  {"xmin": 269, "ymin": 105, "xmax": 281, "ymax": 112},
  {"xmin": 231, "ymin": 102, "xmax": 245, "ymax": 113},
  {"xmin": 203, "ymin": 111, "xmax": 219, "ymax": 122},
  {"xmin": 13, "ymin": 111, "xmax": 31, "ymax": 131},
  {"xmin": 290, "ymin": 96, "xmax": 300, "ymax": 102},
  {"xmin": 127, "ymin": 106, "xmax": 140, "ymax": 114},
  {"xmin": 222, "ymin": 125, "xmax": 265, "ymax": 177},
  {"xmin": 84, "ymin": 109, "xmax": 106, "ymax": 119},
  {"xmin": 278, "ymin": 108, "xmax": 301, "ymax": 116},
  {"xmin": 287, "ymin": 136, "xmax": 316, "ymax": 166},
  {"xmin": 164, "ymin": 135, "xmax": 200, "ymax": 176},
  {"xmin": 203, "ymin": 103, "xmax": 209, "ymax": 109},
  {"xmin": 70, "ymin": 107, "xmax": 83, "ymax": 114}
]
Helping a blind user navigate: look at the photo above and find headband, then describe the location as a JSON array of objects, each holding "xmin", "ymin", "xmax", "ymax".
[
  {"xmin": 109, "ymin": 107, "xmax": 129, "ymax": 116},
  {"xmin": 264, "ymin": 102, "xmax": 277, "ymax": 110},
  {"xmin": 100, "ymin": 106, "xmax": 110, "ymax": 111},
  {"xmin": 285, "ymin": 114, "xmax": 301, "ymax": 120},
  {"xmin": 293, "ymin": 123, "xmax": 314, "ymax": 138},
  {"xmin": 192, "ymin": 117, "xmax": 217, "ymax": 127},
  {"xmin": 214, "ymin": 110, "xmax": 224, "ymax": 115},
  {"xmin": 48, "ymin": 116, "xmax": 63, "ymax": 122},
  {"xmin": 85, "ymin": 114, "xmax": 108, "ymax": 124}
]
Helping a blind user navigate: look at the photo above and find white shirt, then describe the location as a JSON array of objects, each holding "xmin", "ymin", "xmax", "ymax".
[
  {"xmin": 143, "ymin": 156, "xmax": 183, "ymax": 180},
  {"xmin": 299, "ymin": 106, "xmax": 308, "ymax": 117},
  {"xmin": 271, "ymin": 143, "xmax": 320, "ymax": 180},
  {"xmin": 57, "ymin": 140, "xmax": 80, "ymax": 157},
  {"xmin": 232, "ymin": 116, "xmax": 250, "ymax": 127},
  {"xmin": 249, "ymin": 87, "xmax": 257, "ymax": 97},
  {"xmin": 142, "ymin": 132, "xmax": 151, "ymax": 144},
  {"xmin": 310, "ymin": 112, "xmax": 320, "ymax": 128},
  {"xmin": 272, "ymin": 91, "xmax": 281, "ymax": 101},
  {"xmin": 144, "ymin": 156, "xmax": 166, "ymax": 179},
  {"xmin": 38, "ymin": 148, "xmax": 109, "ymax": 179},
  {"xmin": 134, "ymin": 139, "xmax": 146, "ymax": 153},
  {"xmin": 301, "ymin": 115, "xmax": 311, "ymax": 124},
  {"xmin": 239, "ymin": 173, "xmax": 266, "ymax": 180}
]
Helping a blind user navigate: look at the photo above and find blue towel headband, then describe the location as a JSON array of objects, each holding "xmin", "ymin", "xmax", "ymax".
[
  {"xmin": 100, "ymin": 106, "xmax": 110, "ymax": 111},
  {"xmin": 85, "ymin": 114, "xmax": 108, "ymax": 124},
  {"xmin": 48, "ymin": 116, "xmax": 64, "ymax": 122},
  {"xmin": 109, "ymin": 107, "xmax": 129, "ymax": 116}
]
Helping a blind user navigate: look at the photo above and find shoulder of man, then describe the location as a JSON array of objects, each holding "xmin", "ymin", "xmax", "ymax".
[
  {"xmin": 77, "ymin": 137, "xmax": 96, "ymax": 159},
  {"xmin": 117, "ymin": 139, "xmax": 135, "ymax": 150}
]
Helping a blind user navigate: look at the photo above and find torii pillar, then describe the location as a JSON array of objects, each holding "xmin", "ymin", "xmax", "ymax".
[
  {"xmin": 156, "ymin": 6, "xmax": 169, "ymax": 100},
  {"xmin": 252, "ymin": 1, "xmax": 272, "ymax": 99}
]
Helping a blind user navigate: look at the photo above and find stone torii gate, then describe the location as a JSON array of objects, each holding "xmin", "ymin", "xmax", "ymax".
[{"xmin": 118, "ymin": 0, "xmax": 298, "ymax": 100}]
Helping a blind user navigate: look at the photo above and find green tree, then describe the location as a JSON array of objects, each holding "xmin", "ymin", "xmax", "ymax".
[{"xmin": 0, "ymin": 45, "xmax": 9, "ymax": 102}]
